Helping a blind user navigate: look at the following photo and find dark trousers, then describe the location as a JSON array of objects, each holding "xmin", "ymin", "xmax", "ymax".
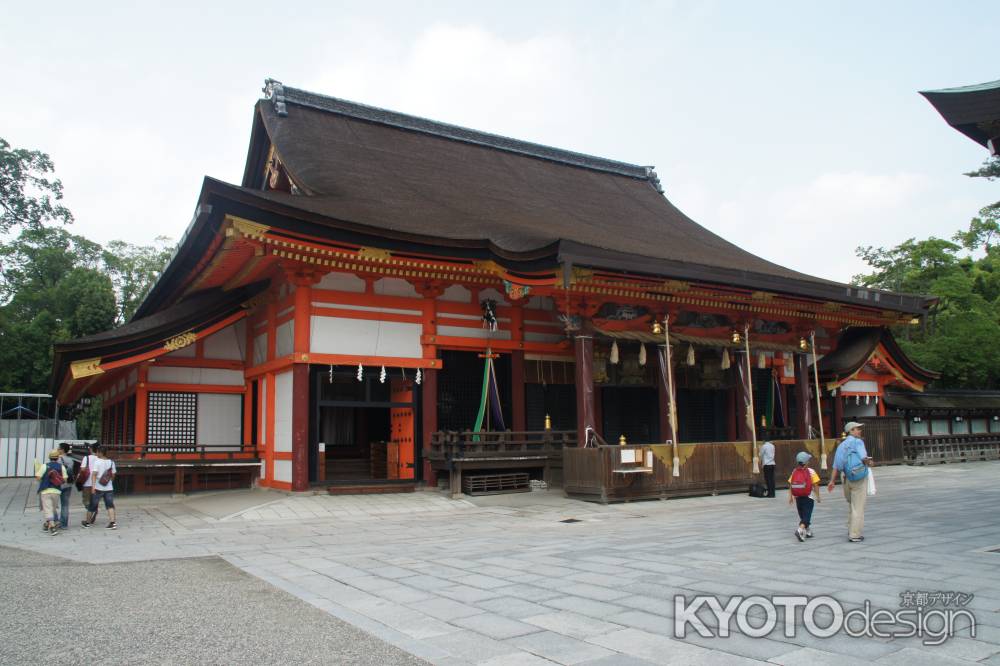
[
  {"xmin": 795, "ymin": 496, "xmax": 815, "ymax": 528},
  {"xmin": 763, "ymin": 464, "xmax": 776, "ymax": 497},
  {"xmin": 60, "ymin": 487, "xmax": 71, "ymax": 528}
]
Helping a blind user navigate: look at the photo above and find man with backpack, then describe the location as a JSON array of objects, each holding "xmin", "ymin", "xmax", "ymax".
[
  {"xmin": 35, "ymin": 449, "xmax": 69, "ymax": 536},
  {"xmin": 828, "ymin": 421, "xmax": 874, "ymax": 543},
  {"xmin": 57, "ymin": 442, "xmax": 75, "ymax": 530},
  {"xmin": 788, "ymin": 451, "xmax": 821, "ymax": 541}
]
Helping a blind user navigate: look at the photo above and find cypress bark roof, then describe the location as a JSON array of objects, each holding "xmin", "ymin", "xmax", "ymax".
[
  {"xmin": 920, "ymin": 79, "xmax": 1000, "ymax": 148},
  {"xmin": 229, "ymin": 82, "xmax": 931, "ymax": 313}
]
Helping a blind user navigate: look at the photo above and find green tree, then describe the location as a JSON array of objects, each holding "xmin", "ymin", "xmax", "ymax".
[
  {"xmin": 102, "ymin": 236, "xmax": 173, "ymax": 323},
  {"xmin": 0, "ymin": 137, "xmax": 73, "ymax": 234},
  {"xmin": 0, "ymin": 227, "xmax": 116, "ymax": 392}
]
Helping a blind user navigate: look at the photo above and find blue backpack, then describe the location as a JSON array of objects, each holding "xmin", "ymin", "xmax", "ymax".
[{"xmin": 843, "ymin": 440, "xmax": 869, "ymax": 482}]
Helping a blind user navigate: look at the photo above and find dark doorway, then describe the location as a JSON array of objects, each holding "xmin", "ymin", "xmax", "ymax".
[
  {"xmin": 437, "ymin": 350, "xmax": 512, "ymax": 432},
  {"xmin": 601, "ymin": 386, "xmax": 659, "ymax": 444},
  {"xmin": 309, "ymin": 366, "xmax": 419, "ymax": 483},
  {"xmin": 677, "ymin": 388, "xmax": 728, "ymax": 442}
]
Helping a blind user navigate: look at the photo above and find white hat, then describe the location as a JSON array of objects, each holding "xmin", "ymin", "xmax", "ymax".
[{"xmin": 844, "ymin": 421, "xmax": 864, "ymax": 432}]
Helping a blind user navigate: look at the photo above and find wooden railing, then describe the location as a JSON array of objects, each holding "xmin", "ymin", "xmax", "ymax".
[
  {"xmin": 91, "ymin": 443, "xmax": 261, "ymax": 463},
  {"xmin": 428, "ymin": 430, "xmax": 575, "ymax": 461},
  {"xmin": 903, "ymin": 433, "xmax": 1000, "ymax": 465}
]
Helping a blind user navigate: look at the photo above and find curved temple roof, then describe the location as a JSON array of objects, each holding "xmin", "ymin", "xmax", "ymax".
[{"xmin": 920, "ymin": 79, "xmax": 1000, "ymax": 150}]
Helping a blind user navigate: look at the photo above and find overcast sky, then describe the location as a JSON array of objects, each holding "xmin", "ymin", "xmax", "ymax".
[{"xmin": 3, "ymin": 1, "xmax": 997, "ymax": 283}]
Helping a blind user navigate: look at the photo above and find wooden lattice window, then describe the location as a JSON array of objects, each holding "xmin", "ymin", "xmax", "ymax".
[{"xmin": 147, "ymin": 392, "xmax": 197, "ymax": 449}]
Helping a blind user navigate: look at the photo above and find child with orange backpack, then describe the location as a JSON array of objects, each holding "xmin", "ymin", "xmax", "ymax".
[{"xmin": 788, "ymin": 451, "xmax": 821, "ymax": 542}]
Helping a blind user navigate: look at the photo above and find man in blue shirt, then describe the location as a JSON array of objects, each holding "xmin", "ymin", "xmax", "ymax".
[{"xmin": 827, "ymin": 421, "xmax": 874, "ymax": 542}]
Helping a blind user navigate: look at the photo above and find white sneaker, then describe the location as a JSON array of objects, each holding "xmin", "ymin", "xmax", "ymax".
[
  {"xmin": 795, "ymin": 527, "xmax": 805, "ymax": 542},
  {"xmin": 805, "ymin": 529, "xmax": 814, "ymax": 538}
]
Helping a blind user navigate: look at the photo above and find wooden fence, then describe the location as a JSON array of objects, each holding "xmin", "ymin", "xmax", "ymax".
[{"xmin": 564, "ymin": 439, "xmax": 829, "ymax": 503}]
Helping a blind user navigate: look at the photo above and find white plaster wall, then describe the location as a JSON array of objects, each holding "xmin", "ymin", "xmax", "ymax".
[
  {"xmin": 148, "ymin": 367, "xmax": 245, "ymax": 386},
  {"xmin": 276, "ymin": 321, "xmax": 294, "ymax": 357},
  {"xmin": 317, "ymin": 271, "xmax": 366, "ymax": 292},
  {"xmin": 273, "ymin": 460, "xmax": 292, "ymax": 483},
  {"xmin": 196, "ymin": 393, "xmax": 242, "ymax": 450},
  {"xmin": 525, "ymin": 331, "xmax": 565, "ymax": 343},
  {"xmin": 437, "ymin": 325, "xmax": 512, "ymax": 341},
  {"xmin": 842, "ymin": 379, "xmax": 878, "ymax": 393},
  {"xmin": 203, "ymin": 321, "xmax": 246, "ymax": 361},
  {"xmin": 438, "ymin": 285, "xmax": 471, "ymax": 303},
  {"xmin": 526, "ymin": 295, "xmax": 555, "ymax": 310},
  {"xmin": 374, "ymin": 277, "xmax": 419, "ymax": 298},
  {"xmin": 253, "ymin": 333, "xmax": 268, "ymax": 366},
  {"xmin": 479, "ymin": 287, "xmax": 509, "ymax": 307},
  {"xmin": 164, "ymin": 344, "xmax": 196, "ymax": 358},
  {"xmin": 274, "ymin": 370, "xmax": 293, "ymax": 453},
  {"xmin": 310, "ymin": 317, "xmax": 423, "ymax": 357}
]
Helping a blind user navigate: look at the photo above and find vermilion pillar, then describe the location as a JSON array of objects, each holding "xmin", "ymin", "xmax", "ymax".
[
  {"xmin": 421, "ymin": 368, "xmax": 438, "ymax": 486},
  {"xmin": 832, "ymin": 392, "xmax": 844, "ymax": 437},
  {"xmin": 291, "ymin": 362, "xmax": 309, "ymax": 491},
  {"xmin": 795, "ymin": 354, "xmax": 814, "ymax": 439},
  {"xmin": 134, "ymin": 365, "xmax": 148, "ymax": 452},
  {"xmin": 574, "ymin": 335, "xmax": 595, "ymax": 446}
]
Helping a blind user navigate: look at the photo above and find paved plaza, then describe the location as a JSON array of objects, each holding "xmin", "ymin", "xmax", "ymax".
[{"xmin": 4, "ymin": 463, "xmax": 1000, "ymax": 665}]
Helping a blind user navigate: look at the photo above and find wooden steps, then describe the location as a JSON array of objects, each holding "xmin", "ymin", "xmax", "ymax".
[{"xmin": 326, "ymin": 480, "xmax": 416, "ymax": 495}]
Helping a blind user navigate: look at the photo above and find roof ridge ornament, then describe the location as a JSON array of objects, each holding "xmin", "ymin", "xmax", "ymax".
[
  {"xmin": 263, "ymin": 78, "xmax": 288, "ymax": 116},
  {"xmin": 644, "ymin": 166, "xmax": 664, "ymax": 194}
]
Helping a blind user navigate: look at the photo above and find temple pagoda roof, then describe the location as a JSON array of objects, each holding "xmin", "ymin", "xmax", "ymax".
[
  {"xmin": 137, "ymin": 80, "xmax": 933, "ymax": 317},
  {"xmin": 920, "ymin": 79, "xmax": 1000, "ymax": 149}
]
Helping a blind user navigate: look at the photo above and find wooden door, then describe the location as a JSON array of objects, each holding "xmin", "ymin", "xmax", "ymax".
[{"xmin": 390, "ymin": 379, "xmax": 415, "ymax": 480}]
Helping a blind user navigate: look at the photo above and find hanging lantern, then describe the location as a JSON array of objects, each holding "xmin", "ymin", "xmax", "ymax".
[
  {"xmin": 721, "ymin": 348, "xmax": 731, "ymax": 370},
  {"xmin": 357, "ymin": 363, "xmax": 364, "ymax": 382},
  {"xmin": 652, "ymin": 319, "xmax": 663, "ymax": 335},
  {"xmin": 544, "ymin": 414, "xmax": 552, "ymax": 430},
  {"xmin": 638, "ymin": 344, "xmax": 647, "ymax": 366},
  {"xmin": 619, "ymin": 434, "xmax": 627, "ymax": 445},
  {"xmin": 686, "ymin": 344, "xmax": 695, "ymax": 366},
  {"xmin": 610, "ymin": 340, "xmax": 619, "ymax": 365},
  {"xmin": 799, "ymin": 337, "xmax": 809, "ymax": 351},
  {"xmin": 416, "ymin": 368, "xmax": 422, "ymax": 385},
  {"xmin": 731, "ymin": 330, "xmax": 742, "ymax": 344},
  {"xmin": 757, "ymin": 351, "xmax": 767, "ymax": 369},
  {"xmin": 865, "ymin": 394, "xmax": 870, "ymax": 405},
  {"xmin": 379, "ymin": 366, "xmax": 387, "ymax": 383}
]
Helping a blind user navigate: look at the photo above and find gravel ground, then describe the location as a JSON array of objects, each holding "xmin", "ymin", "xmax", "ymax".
[{"xmin": 1, "ymin": 545, "xmax": 426, "ymax": 665}]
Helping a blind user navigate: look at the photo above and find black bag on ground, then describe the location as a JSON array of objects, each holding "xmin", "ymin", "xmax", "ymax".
[{"xmin": 748, "ymin": 483, "xmax": 766, "ymax": 498}]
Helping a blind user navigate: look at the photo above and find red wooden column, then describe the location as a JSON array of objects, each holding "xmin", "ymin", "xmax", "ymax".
[
  {"xmin": 656, "ymin": 346, "xmax": 676, "ymax": 443},
  {"xmin": 421, "ymin": 368, "xmax": 438, "ymax": 486},
  {"xmin": 573, "ymin": 334, "xmax": 595, "ymax": 446},
  {"xmin": 264, "ymin": 299, "xmax": 278, "ymax": 485},
  {"xmin": 134, "ymin": 365, "xmax": 148, "ymax": 452},
  {"xmin": 795, "ymin": 354, "xmax": 814, "ymax": 439},
  {"xmin": 291, "ymin": 276, "xmax": 313, "ymax": 492},
  {"xmin": 291, "ymin": 363, "xmax": 309, "ymax": 491},
  {"xmin": 511, "ymin": 350, "xmax": 526, "ymax": 432},
  {"xmin": 832, "ymin": 392, "xmax": 844, "ymax": 437}
]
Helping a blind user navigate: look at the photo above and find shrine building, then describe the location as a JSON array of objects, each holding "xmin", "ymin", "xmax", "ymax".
[{"xmin": 50, "ymin": 80, "xmax": 937, "ymax": 498}]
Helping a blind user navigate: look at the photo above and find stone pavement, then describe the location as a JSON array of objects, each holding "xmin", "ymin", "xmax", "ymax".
[{"xmin": 3, "ymin": 463, "xmax": 1000, "ymax": 665}]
